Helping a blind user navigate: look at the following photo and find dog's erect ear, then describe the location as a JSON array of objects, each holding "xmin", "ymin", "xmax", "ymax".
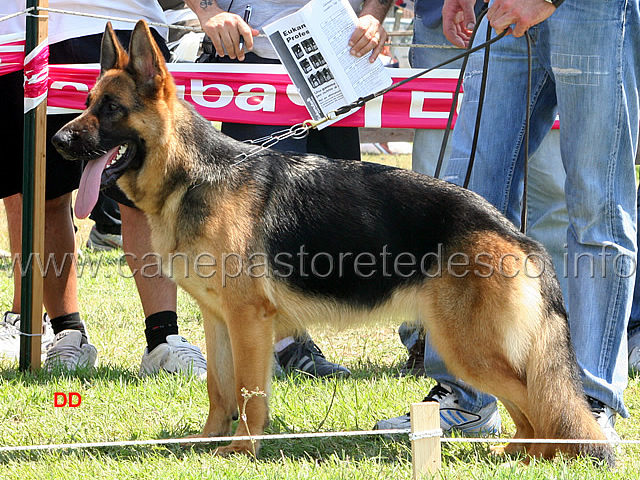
[
  {"xmin": 127, "ymin": 20, "xmax": 171, "ymax": 95},
  {"xmin": 100, "ymin": 22, "xmax": 128, "ymax": 75}
]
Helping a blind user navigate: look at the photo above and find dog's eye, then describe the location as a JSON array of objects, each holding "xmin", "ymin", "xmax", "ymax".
[{"xmin": 108, "ymin": 103, "xmax": 120, "ymax": 112}]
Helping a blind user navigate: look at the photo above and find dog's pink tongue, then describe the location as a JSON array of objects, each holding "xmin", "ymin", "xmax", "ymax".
[{"xmin": 75, "ymin": 146, "xmax": 119, "ymax": 219}]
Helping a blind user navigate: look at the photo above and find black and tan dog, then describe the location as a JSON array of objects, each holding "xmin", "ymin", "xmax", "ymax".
[{"xmin": 53, "ymin": 21, "xmax": 613, "ymax": 465}]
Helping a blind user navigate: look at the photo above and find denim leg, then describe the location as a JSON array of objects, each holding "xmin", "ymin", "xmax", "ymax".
[
  {"xmin": 410, "ymin": 19, "xmax": 466, "ymax": 176},
  {"xmin": 525, "ymin": 130, "xmax": 568, "ymax": 301},
  {"xmin": 398, "ymin": 322, "xmax": 420, "ymax": 350},
  {"xmin": 548, "ymin": 0, "xmax": 638, "ymax": 417}
]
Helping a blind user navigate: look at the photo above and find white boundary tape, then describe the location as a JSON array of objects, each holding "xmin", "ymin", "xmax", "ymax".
[{"xmin": 2, "ymin": 429, "xmax": 640, "ymax": 454}]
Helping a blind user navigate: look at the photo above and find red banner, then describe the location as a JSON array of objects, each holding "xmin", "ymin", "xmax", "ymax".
[
  {"xmin": 0, "ymin": 36, "xmax": 25, "ymax": 76},
  {"xmin": 47, "ymin": 63, "xmax": 463, "ymax": 129}
]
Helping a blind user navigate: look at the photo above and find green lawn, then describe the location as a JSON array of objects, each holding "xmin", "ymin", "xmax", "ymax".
[{"xmin": 0, "ymin": 155, "xmax": 639, "ymax": 479}]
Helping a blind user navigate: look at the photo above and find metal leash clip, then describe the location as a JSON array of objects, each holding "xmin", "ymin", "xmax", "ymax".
[{"xmin": 232, "ymin": 122, "xmax": 315, "ymax": 166}]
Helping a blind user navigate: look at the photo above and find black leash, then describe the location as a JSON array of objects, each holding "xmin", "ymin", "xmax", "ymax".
[
  {"xmin": 432, "ymin": 10, "xmax": 534, "ymax": 235},
  {"xmin": 324, "ymin": 27, "xmax": 509, "ymax": 121},
  {"xmin": 258, "ymin": 12, "xmax": 534, "ymax": 234}
]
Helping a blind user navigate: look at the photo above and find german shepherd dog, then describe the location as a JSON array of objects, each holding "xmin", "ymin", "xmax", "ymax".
[{"xmin": 53, "ymin": 21, "xmax": 613, "ymax": 465}]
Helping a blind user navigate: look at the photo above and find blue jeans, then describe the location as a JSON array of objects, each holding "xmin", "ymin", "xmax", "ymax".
[
  {"xmin": 410, "ymin": 17, "xmax": 466, "ymax": 177},
  {"xmin": 427, "ymin": 0, "xmax": 639, "ymax": 417}
]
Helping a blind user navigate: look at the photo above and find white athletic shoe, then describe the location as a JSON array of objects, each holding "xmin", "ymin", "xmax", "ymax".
[
  {"xmin": 0, "ymin": 312, "xmax": 54, "ymax": 359},
  {"xmin": 588, "ymin": 396, "xmax": 620, "ymax": 444},
  {"xmin": 139, "ymin": 334, "xmax": 207, "ymax": 380},
  {"xmin": 44, "ymin": 329, "xmax": 98, "ymax": 372}
]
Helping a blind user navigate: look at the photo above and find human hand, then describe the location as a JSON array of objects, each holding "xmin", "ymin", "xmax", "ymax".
[
  {"xmin": 349, "ymin": 14, "xmax": 388, "ymax": 62},
  {"xmin": 198, "ymin": 11, "xmax": 259, "ymax": 61},
  {"xmin": 443, "ymin": 0, "xmax": 478, "ymax": 48},
  {"xmin": 486, "ymin": 0, "xmax": 556, "ymax": 38}
]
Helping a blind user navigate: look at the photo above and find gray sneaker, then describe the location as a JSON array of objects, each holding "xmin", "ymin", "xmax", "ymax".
[
  {"xmin": 0, "ymin": 312, "xmax": 54, "ymax": 359},
  {"xmin": 375, "ymin": 383, "xmax": 502, "ymax": 436},
  {"xmin": 44, "ymin": 329, "xmax": 98, "ymax": 372},
  {"xmin": 86, "ymin": 225, "xmax": 123, "ymax": 251},
  {"xmin": 276, "ymin": 337, "xmax": 351, "ymax": 378}
]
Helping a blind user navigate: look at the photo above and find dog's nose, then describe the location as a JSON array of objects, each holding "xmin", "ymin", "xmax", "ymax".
[{"xmin": 51, "ymin": 127, "xmax": 73, "ymax": 151}]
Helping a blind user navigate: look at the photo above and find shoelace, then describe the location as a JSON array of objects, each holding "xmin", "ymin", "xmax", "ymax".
[
  {"xmin": 173, "ymin": 344, "xmax": 207, "ymax": 369},
  {"xmin": 0, "ymin": 321, "xmax": 20, "ymax": 332},
  {"xmin": 279, "ymin": 339, "xmax": 326, "ymax": 370},
  {"xmin": 587, "ymin": 396, "xmax": 606, "ymax": 415},
  {"xmin": 424, "ymin": 384, "xmax": 454, "ymax": 403},
  {"xmin": 300, "ymin": 339, "xmax": 325, "ymax": 358}
]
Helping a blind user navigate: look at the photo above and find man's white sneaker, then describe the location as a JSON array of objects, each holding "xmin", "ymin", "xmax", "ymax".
[
  {"xmin": 375, "ymin": 383, "xmax": 502, "ymax": 436},
  {"xmin": 86, "ymin": 225, "xmax": 123, "ymax": 251},
  {"xmin": 139, "ymin": 334, "xmax": 207, "ymax": 380},
  {"xmin": 0, "ymin": 312, "xmax": 54, "ymax": 359},
  {"xmin": 44, "ymin": 329, "xmax": 98, "ymax": 372}
]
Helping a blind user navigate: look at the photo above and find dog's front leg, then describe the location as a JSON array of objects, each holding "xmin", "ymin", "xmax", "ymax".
[
  {"xmin": 195, "ymin": 307, "xmax": 238, "ymax": 439},
  {"xmin": 214, "ymin": 298, "xmax": 275, "ymax": 457}
]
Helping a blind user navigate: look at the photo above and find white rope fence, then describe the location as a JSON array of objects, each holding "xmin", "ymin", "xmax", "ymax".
[
  {"xmin": 0, "ymin": 7, "xmax": 456, "ymax": 50},
  {"xmin": 2, "ymin": 428, "xmax": 640, "ymax": 454}
]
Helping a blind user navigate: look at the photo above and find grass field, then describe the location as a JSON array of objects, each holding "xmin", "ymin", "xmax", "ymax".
[{"xmin": 0, "ymin": 154, "xmax": 639, "ymax": 479}]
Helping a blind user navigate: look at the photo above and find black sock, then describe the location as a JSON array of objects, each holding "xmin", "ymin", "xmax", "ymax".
[
  {"xmin": 49, "ymin": 312, "xmax": 87, "ymax": 342},
  {"xmin": 144, "ymin": 310, "xmax": 179, "ymax": 352}
]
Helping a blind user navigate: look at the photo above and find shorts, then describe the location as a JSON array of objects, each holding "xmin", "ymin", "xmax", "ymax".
[{"xmin": 0, "ymin": 70, "xmax": 82, "ymax": 200}]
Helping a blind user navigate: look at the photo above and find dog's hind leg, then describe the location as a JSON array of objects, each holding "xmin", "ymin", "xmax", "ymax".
[
  {"xmin": 197, "ymin": 307, "xmax": 237, "ymax": 439},
  {"xmin": 422, "ymin": 233, "xmax": 615, "ymax": 465},
  {"xmin": 491, "ymin": 398, "xmax": 532, "ymax": 457},
  {"xmin": 214, "ymin": 296, "xmax": 276, "ymax": 457},
  {"xmin": 523, "ymin": 314, "xmax": 614, "ymax": 465}
]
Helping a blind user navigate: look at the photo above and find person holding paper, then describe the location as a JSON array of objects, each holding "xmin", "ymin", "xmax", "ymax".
[{"xmin": 186, "ymin": 0, "xmax": 394, "ymax": 378}]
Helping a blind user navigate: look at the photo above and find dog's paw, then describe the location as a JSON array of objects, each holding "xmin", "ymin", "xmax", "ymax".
[
  {"xmin": 490, "ymin": 444, "xmax": 509, "ymax": 456},
  {"xmin": 214, "ymin": 440, "xmax": 259, "ymax": 457},
  {"xmin": 491, "ymin": 442, "xmax": 528, "ymax": 456}
]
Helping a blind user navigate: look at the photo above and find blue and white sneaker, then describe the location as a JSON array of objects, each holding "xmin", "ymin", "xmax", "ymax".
[{"xmin": 374, "ymin": 383, "xmax": 502, "ymax": 436}]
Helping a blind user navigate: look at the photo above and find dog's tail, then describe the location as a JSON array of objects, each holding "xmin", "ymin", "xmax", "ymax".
[{"xmin": 526, "ymin": 278, "xmax": 615, "ymax": 467}]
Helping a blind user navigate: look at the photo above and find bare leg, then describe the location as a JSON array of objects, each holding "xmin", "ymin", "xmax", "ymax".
[
  {"xmin": 4, "ymin": 193, "xmax": 79, "ymax": 318},
  {"xmin": 119, "ymin": 204, "xmax": 177, "ymax": 316}
]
